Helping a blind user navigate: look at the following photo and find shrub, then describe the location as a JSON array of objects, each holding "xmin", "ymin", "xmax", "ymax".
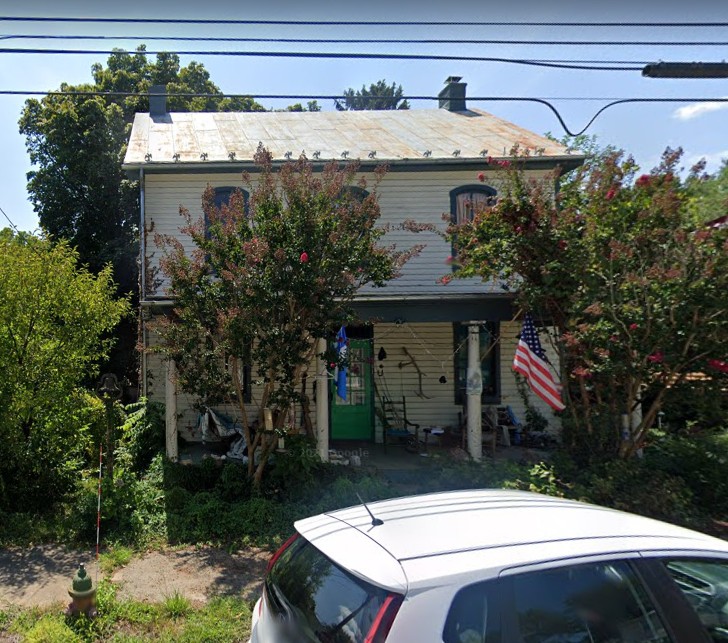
[{"xmin": 24, "ymin": 616, "xmax": 82, "ymax": 643}]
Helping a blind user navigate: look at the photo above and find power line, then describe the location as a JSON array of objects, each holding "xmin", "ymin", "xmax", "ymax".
[
  {"xmin": 0, "ymin": 204, "xmax": 21, "ymax": 234},
  {"xmin": 1, "ymin": 16, "xmax": 728, "ymax": 27},
  {"xmin": 2, "ymin": 89, "xmax": 725, "ymax": 136},
  {"xmin": 1, "ymin": 34, "xmax": 728, "ymax": 46},
  {"xmin": 0, "ymin": 48, "xmax": 646, "ymax": 70}
]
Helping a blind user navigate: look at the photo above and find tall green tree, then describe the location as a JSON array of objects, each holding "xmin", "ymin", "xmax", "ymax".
[
  {"xmin": 0, "ymin": 229, "xmax": 129, "ymax": 511},
  {"xmin": 18, "ymin": 47, "xmax": 265, "ymax": 380},
  {"xmin": 154, "ymin": 147, "xmax": 420, "ymax": 484},
  {"xmin": 336, "ymin": 79, "xmax": 410, "ymax": 111},
  {"xmin": 451, "ymin": 147, "xmax": 728, "ymax": 463}
]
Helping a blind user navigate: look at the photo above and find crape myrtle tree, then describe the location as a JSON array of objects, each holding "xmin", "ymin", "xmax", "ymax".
[
  {"xmin": 0, "ymin": 230, "xmax": 129, "ymax": 511},
  {"xmin": 450, "ymin": 145, "xmax": 728, "ymax": 462},
  {"xmin": 155, "ymin": 146, "xmax": 423, "ymax": 483}
]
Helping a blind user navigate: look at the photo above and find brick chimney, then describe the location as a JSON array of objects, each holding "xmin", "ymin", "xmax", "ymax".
[
  {"xmin": 149, "ymin": 84, "xmax": 167, "ymax": 117},
  {"xmin": 438, "ymin": 76, "xmax": 467, "ymax": 112}
]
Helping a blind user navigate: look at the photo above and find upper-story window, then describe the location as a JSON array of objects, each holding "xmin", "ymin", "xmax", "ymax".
[
  {"xmin": 450, "ymin": 185, "xmax": 497, "ymax": 263},
  {"xmin": 339, "ymin": 185, "xmax": 369, "ymax": 204},
  {"xmin": 450, "ymin": 185, "xmax": 497, "ymax": 226},
  {"xmin": 206, "ymin": 186, "xmax": 249, "ymax": 234}
]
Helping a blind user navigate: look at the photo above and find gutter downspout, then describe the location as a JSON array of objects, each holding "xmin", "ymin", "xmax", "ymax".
[{"xmin": 139, "ymin": 168, "xmax": 148, "ymax": 399}]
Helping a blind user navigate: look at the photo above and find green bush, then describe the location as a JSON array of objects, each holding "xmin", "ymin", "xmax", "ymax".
[{"xmin": 24, "ymin": 616, "xmax": 82, "ymax": 643}]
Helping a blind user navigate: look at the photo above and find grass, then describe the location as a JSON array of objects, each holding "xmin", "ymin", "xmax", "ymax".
[
  {"xmin": 0, "ymin": 581, "xmax": 252, "ymax": 643},
  {"xmin": 99, "ymin": 545, "xmax": 134, "ymax": 575}
]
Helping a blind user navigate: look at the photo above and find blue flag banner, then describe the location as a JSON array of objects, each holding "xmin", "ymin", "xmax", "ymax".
[{"xmin": 336, "ymin": 326, "xmax": 348, "ymax": 401}]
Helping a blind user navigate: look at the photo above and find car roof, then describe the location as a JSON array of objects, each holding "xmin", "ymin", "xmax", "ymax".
[{"xmin": 295, "ymin": 489, "xmax": 728, "ymax": 590}]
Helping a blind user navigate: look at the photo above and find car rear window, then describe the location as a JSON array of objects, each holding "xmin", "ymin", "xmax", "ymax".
[{"xmin": 266, "ymin": 535, "xmax": 391, "ymax": 642}]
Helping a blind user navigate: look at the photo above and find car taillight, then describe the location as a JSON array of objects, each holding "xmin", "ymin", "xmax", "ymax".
[
  {"xmin": 266, "ymin": 532, "xmax": 299, "ymax": 574},
  {"xmin": 364, "ymin": 593, "xmax": 403, "ymax": 643}
]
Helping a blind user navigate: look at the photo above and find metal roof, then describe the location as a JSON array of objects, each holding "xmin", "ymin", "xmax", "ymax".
[{"xmin": 123, "ymin": 108, "xmax": 573, "ymax": 168}]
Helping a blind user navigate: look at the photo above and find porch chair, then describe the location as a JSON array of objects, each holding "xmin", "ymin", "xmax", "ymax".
[
  {"xmin": 494, "ymin": 405, "xmax": 524, "ymax": 446},
  {"xmin": 381, "ymin": 396, "xmax": 420, "ymax": 452}
]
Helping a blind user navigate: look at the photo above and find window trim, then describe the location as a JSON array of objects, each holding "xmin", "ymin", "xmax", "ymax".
[{"xmin": 453, "ymin": 322, "xmax": 500, "ymax": 406}]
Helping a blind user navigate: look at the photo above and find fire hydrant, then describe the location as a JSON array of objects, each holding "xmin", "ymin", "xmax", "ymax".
[{"xmin": 66, "ymin": 563, "xmax": 97, "ymax": 618}]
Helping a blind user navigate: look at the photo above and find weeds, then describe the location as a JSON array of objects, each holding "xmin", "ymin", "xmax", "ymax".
[
  {"xmin": 162, "ymin": 591, "xmax": 191, "ymax": 619},
  {"xmin": 99, "ymin": 545, "xmax": 134, "ymax": 575}
]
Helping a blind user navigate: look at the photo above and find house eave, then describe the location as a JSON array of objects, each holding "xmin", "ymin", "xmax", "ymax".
[{"xmin": 123, "ymin": 155, "xmax": 584, "ymax": 178}]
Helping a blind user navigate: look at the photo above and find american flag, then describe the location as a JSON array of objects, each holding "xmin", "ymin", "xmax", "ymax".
[{"xmin": 513, "ymin": 314, "xmax": 565, "ymax": 411}]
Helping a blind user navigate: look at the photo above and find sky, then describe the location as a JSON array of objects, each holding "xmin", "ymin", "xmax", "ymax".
[{"xmin": 1, "ymin": 0, "xmax": 728, "ymax": 232}]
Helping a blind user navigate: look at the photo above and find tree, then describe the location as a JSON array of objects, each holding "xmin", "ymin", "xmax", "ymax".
[
  {"xmin": 335, "ymin": 79, "xmax": 410, "ymax": 111},
  {"xmin": 154, "ymin": 147, "xmax": 420, "ymax": 484},
  {"xmin": 451, "ymin": 146, "xmax": 728, "ymax": 463},
  {"xmin": 0, "ymin": 229, "xmax": 129, "ymax": 511},
  {"xmin": 285, "ymin": 101, "xmax": 322, "ymax": 112},
  {"xmin": 687, "ymin": 159, "xmax": 728, "ymax": 224},
  {"xmin": 18, "ymin": 47, "xmax": 265, "ymax": 380}
]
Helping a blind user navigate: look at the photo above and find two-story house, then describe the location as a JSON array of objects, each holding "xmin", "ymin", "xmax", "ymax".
[{"xmin": 123, "ymin": 77, "xmax": 582, "ymax": 463}]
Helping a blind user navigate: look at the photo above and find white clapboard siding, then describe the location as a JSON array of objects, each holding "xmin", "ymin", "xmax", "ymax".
[
  {"xmin": 144, "ymin": 168, "xmax": 553, "ymax": 299},
  {"xmin": 498, "ymin": 320, "xmax": 561, "ymax": 434},
  {"xmin": 372, "ymin": 322, "xmax": 459, "ymax": 442}
]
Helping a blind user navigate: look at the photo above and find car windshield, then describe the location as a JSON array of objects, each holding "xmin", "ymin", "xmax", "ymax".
[{"xmin": 266, "ymin": 536, "xmax": 389, "ymax": 643}]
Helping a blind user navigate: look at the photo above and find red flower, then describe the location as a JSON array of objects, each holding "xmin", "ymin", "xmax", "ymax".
[
  {"xmin": 486, "ymin": 156, "xmax": 493, "ymax": 164},
  {"xmin": 708, "ymin": 358, "xmax": 728, "ymax": 373},
  {"xmin": 329, "ymin": 362, "xmax": 336, "ymax": 368},
  {"xmin": 438, "ymin": 275, "xmax": 453, "ymax": 285},
  {"xmin": 647, "ymin": 351, "xmax": 664, "ymax": 364},
  {"xmin": 609, "ymin": 335, "xmax": 619, "ymax": 342},
  {"xmin": 445, "ymin": 255, "xmax": 454, "ymax": 265},
  {"xmin": 500, "ymin": 160, "xmax": 511, "ymax": 167},
  {"xmin": 636, "ymin": 174, "xmax": 652, "ymax": 187},
  {"xmin": 477, "ymin": 172, "xmax": 485, "ymax": 182},
  {"xmin": 558, "ymin": 240, "xmax": 568, "ymax": 251},
  {"xmin": 605, "ymin": 188, "xmax": 617, "ymax": 200},
  {"xmin": 300, "ymin": 251, "xmax": 309, "ymax": 263},
  {"xmin": 515, "ymin": 225, "xmax": 523, "ymax": 234},
  {"xmin": 629, "ymin": 323, "xmax": 639, "ymax": 331}
]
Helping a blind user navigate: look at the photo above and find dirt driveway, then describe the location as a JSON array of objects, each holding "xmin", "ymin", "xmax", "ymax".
[{"xmin": 0, "ymin": 545, "xmax": 269, "ymax": 608}]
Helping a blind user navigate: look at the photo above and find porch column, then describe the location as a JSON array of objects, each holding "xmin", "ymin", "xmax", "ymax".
[
  {"xmin": 165, "ymin": 358, "xmax": 179, "ymax": 462},
  {"xmin": 466, "ymin": 323, "xmax": 483, "ymax": 461},
  {"xmin": 315, "ymin": 338, "xmax": 330, "ymax": 462}
]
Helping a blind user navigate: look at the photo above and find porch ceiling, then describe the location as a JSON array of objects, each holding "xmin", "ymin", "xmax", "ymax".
[{"xmin": 352, "ymin": 295, "xmax": 515, "ymax": 323}]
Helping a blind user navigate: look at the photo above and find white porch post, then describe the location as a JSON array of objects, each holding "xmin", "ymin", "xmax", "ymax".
[
  {"xmin": 165, "ymin": 358, "xmax": 179, "ymax": 462},
  {"xmin": 315, "ymin": 337, "xmax": 330, "ymax": 462},
  {"xmin": 466, "ymin": 323, "xmax": 483, "ymax": 461}
]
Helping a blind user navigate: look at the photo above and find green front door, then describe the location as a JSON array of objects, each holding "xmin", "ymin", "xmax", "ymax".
[{"xmin": 330, "ymin": 339, "xmax": 374, "ymax": 440}]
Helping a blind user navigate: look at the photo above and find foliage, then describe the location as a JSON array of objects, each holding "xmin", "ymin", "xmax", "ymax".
[
  {"xmin": 154, "ymin": 147, "xmax": 420, "ymax": 483},
  {"xmin": 687, "ymin": 159, "xmax": 728, "ymax": 224},
  {"xmin": 515, "ymin": 374, "xmax": 550, "ymax": 433},
  {"xmin": 1, "ymin": 579, "xmax": 252, "ymax": 643},
  {"xmin": 0, "ymin": 230, "xmax": 129, "ymax": 511},
  {"xmin": 116, "ymin": 399, "xmax": 166, "ymax": 473},
  {"xmin": 162, "ymin": 591, "xmax": 191, "ymax": 619},
  {"xmin": 19, "ymin": 47, "xmax": 266, "ymax": 380},
  {"xmin": 336, "ymin": 79, "xmax": 410, "ymax": 111},
  {"xmin": 451, "ymin": 145, "xmax": 728, "ymax": 462},
  {"xmin": 284, "ymin": 100, "xmax": 322, "ymax": 112}
]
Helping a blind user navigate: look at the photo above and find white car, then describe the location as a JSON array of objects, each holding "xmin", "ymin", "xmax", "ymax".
[{"xmin": 249, "ymin": 489, "xmax": 728, "ymax": 642}]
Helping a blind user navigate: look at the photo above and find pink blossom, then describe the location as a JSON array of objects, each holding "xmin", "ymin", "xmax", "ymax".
[
  {"xmin": 300, "ymin": 251, "xmax": 309, "ymax": 263},
  {"xmin": 515, "ymin": 225, "xmax": 523, "ymax": 234},
  {"xmin": 635, "ymin": 174, "xmax": 652, "ymax": 187},
  {"xmin": 438, "ymin": 275, "xmax": 453, "ymax": 285},
  {"xmin": 445, "ymin": 255, "xmax": 454, "ymax": 265},
  {"xmin": 477, "ymin": 172, "xmax": 485, "ymax": 182},
  {"xmin": 558, "ymin": 240, "xmax": 568, "ymax": 251},
  {"xmin": 629, "ymin": 323, "xmax": 639, "ymax": 331},
  {"xmin": 647, "ymin": 351, "xmax": 664, "ymax": 364},
  {"xmin": 708, "ymin": 358, "xmax": 728, "ymax": 373},
  {"xmin": 606, "ymin": 188, "xmax": 617, "ymax": 200}
]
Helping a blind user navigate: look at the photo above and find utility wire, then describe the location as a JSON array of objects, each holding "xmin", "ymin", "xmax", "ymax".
[
  {"xmin": 2, "ymin": 16, "xmax": 728, "ymax": 27},
  {"xmin": 0, "ymin": 204, "xmax": 21, "ymax": 234},
  {"xmin": 2, "ymin": 89, "xmax": 725, "ymax": 137},
  {"xmin": 0, "ymin": 48, "xmax": 646, "ymax": 70},
  {"xmin": 2, "ymin": 34, "xmax": 728, "ymax": 46}
]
